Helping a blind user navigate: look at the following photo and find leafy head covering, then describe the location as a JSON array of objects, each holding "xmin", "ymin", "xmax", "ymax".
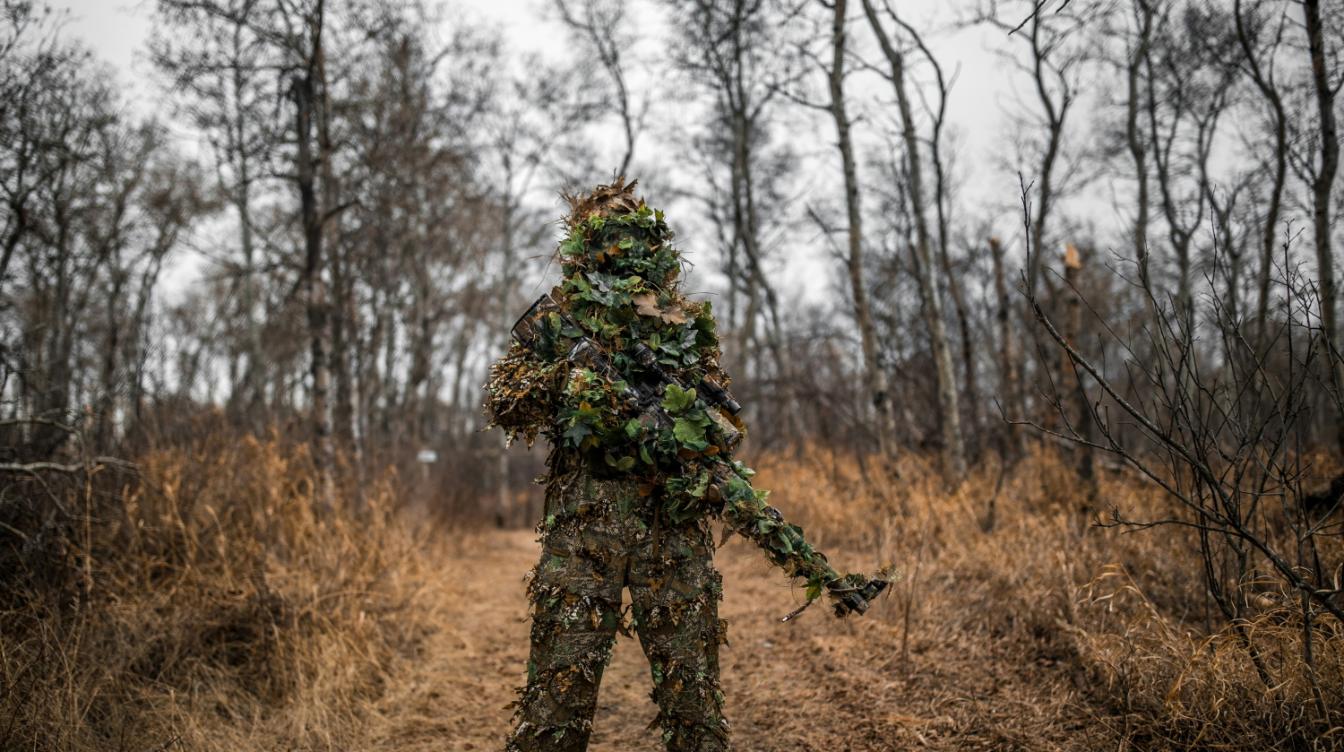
[{"xmin": 557, "ymin": 177, "xmax": 683, "ymax": 289}]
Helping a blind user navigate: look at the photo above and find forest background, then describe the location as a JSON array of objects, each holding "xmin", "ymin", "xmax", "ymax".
[{"xmin": 3, "ymin": 0, "xmax": 1344, "ymax": 749}]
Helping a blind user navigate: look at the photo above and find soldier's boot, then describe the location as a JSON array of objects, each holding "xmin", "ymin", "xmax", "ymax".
[
  {"xmin": 506, "ymin": 523, "xmax": 626, "ymax": 752},
  {"xmin": 629, "ymin": 520, "xmax": 730, "ymax": 751}
]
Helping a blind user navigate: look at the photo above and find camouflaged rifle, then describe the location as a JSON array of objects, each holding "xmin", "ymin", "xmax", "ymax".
[
  {"xmin": 511, "ymin": 292, "xmax": 889, "ymax": 617},
  {"xmin": 512, "ymin": 292, "xmax": 743, "ymax": 446}
]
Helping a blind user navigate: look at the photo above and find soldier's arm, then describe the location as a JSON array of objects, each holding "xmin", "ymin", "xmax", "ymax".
[
  {"xmin": 715, "ymin": 466, "xmax": 836, "ymax": 582},
  {"xmin": 484, "ymin": 340, "xmax": 565, "ymax": 446}
]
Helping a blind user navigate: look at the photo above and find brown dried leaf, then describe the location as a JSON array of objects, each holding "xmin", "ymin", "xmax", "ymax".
[
  {"xmin": 660, "ymin": 305, "xmax": 687, "ymax": 325},
  {"xmin": 633, "ymin": 292, "xmax": 661, "ymax": 318},
  {"xmin": 633, "ymin": 292, "xmax": 688, "ymax": 324}
]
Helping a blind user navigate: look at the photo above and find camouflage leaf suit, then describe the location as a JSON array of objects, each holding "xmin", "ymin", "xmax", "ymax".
[{"xmin": 486, "ymin": 180, "xmax": 872, "ymax": 752}]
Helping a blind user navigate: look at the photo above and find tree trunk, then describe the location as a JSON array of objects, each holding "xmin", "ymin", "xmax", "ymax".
[
  {"xmin": 990, "ymin": 237, "xmax": 1026, "ymax": 460},
  {"xmin": 1061, "ymin": 244, "xmax": 1095, "ymax": 504},
  {"xmin": 1232, "ymin": 0, "xmax": 1288, "ymax": 347},
  {"xmin": 231, "ymin": 19, "xmax": 266, "ymax": 431},
  {"xmin": 1025, "ymin": 11, "xmax": 1067, "ymax": 300},
  {"xmin": 827, "ymin": 0, "xmax": 897, "ymax": 462},
  {"xmin": 862, "ymin": 0, "xmax": 965, "ymax": 479},
  {"xmin": 497, "ymin": 160, "xmax": 517, "ymax": 527},
  {"xmin": 1126, "ymin": 0, "xmax": 1153, "ymax": 292},
  {"xmin": 1303, "ymin": 0, "xmax": 1343, "ymax": 453},
  {"xmin": 933, "ymin": 180, "xmax": 977, "ymax": 459},
  {"xmin": 730, "ymin": 95, "xmax": 805, "ymax": 445},
  {"xmin": 294, "ymin": 64, "xmax": 334, "ymax": 512},
  {"xmin": 97, "ymin": 266, "xmax": 125, "ymax": 450}
]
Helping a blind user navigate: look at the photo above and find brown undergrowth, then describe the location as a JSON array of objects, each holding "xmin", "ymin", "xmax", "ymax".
[
  {"xmin": 1, "ymin": 434, "xmax": 436, "ymax": 751},
  {"xmin": 2, "ymin": 439, "xmax": 1340, "ymax": 750},
  {"xmin": 755, "ymin": 446, "xmax": 1344, "ymax": 750}
]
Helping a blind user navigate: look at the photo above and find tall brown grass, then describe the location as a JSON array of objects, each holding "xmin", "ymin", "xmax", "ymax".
[
  {"xmin": 2, "ymin": 438, "xmax": 1340, "ymax": 750},
  {"xmin": 756, "ymin": 446, "xmax": 1344, "ymax": 750},
  {"xmin": 1, "ymin": 433, "xmax": 434, "ymax": 751}
]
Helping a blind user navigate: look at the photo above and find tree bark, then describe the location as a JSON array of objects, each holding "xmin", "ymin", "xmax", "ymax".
[
  {"xmin": 1126, "ymin": 0, "xmax": 1154, "ymax": 292},
  {"xmin": 826, "ymin": 0, "xmax": 898, "ymax": 461},
  {"xmin": 293, "ymin": 51, "xmax": 334, "ymax": 511},
  {"xmin": 1060, "ymin": 244, "xmax": 1095, "ymax": 502},
  {"xmin": 1233, "ymin": 0, "xmax": 1287, "ymax": 346},
  {"xmin": 990, "ymin": 237, "xmax": 1026, "ymax": 459},
  {"xmin": 1303, "ymin": 0, "xmax": 1343, "ymax": 452}
]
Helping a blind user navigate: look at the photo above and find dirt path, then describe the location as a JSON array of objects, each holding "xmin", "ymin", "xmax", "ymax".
[{"xmin": 370, "ymin": 530, "xmax": 1088, "ymax": 752}]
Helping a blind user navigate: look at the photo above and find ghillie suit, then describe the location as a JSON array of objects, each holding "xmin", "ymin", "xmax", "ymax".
[{"xmin": 486, "ymin": 179, "xmax": 884, "ymax": 751}]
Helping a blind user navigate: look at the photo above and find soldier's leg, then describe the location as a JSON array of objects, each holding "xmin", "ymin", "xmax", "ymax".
[
  {"xmin": 506, "ymin": 517, "xmax": 627, "ymax": 752},
  {"xmin": 628, "ymin": 518, "xmax": 730, "ymax": 751}
]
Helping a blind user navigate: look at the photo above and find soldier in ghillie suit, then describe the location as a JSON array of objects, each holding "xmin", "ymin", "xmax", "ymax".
[{"xmin": 485, "ymin": 179, "xmax": 886, "ymax": 751}]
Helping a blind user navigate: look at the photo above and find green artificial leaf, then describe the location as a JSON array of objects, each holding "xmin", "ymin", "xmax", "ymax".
[
  {"xmin": 673, "ymin": 415, "xmax": 709, "ymax": 450},
  {"xmin": 563, "ymin": 422, "xmax": 591, "ymax": 447},
  {"xmin": 661, "ymin": 383, "xmax": 697, "ymax": 414},
  {"xmin": 624, "ymin": 418, "xmax": 642, "ymax": 438},
  {"xmin": 604, "ymin": 452, "xmax": 635, "ymax": 471},
  {"xmin": 559, "ymin": 236, "xmax": 584, "ymax": 258},
  {"xmin": 688, "ymin": 471, "xmax": 710, "ymax": 498},
  {"xmin": 639, "ymin": 444, "xmax": 654, "ymax": 465},
  {"xmin": 679, "ymin": 328, "xmax": 698, "ymax": 349}
]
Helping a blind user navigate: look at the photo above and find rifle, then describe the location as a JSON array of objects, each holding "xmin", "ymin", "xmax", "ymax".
[{"xmin": 511, "ymin": 293, "xmax": 888, "ymax": 616}]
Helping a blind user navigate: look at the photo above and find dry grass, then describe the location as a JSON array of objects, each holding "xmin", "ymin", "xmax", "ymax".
[
  {"xmin": 2, "ymin": 438, "xmax": 1341, "ymax": 750},
  {"xmin": 1, "ymin": 434, "xmax": 436, "ymax": 751},
  {"xmin": 756, "ymin": 446, "xmax": 1344, "ymax": 750}
]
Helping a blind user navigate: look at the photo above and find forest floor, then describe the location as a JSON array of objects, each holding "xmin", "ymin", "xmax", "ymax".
[{"xmin": 369, "ymin": 528, "xmax": 1100, "ymax": 752}]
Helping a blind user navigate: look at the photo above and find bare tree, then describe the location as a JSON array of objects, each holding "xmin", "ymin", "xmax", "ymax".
[
  {"xmin": 1143, "ymin": 3, "xmax": 1238, "ymax": 314},
  {"xmin": 1122, "ymin": 0, "xmax": 1155, "ymax": 291},
  {"xmin": 1300, "ymin": 0, "xmax": 1342, "ymax": 452},
  {"xmin": 981, "ymin": 0, "xmax": 1089, "ymax": 299},
  {"xmin": 553, "ymin": 0, "xmax": 645, "ymax": 176},
  {"xmin": 1231, "ymin": 0, "xmax": 1289, "ymax": 344},
  {"xmin": 1026, "ymin": 234, "xmax": 1344, "ymax": 726},
  {"xmin": 668, "ymin": 0, "xmax": 808, "ymax": 443},
  {"xmin": 822, "ymin": 0, "xmax": 898, "ymax": 461},
  {"xmin": 154, "ymin": 0, "xmax": 347, "ymax": 507},
  {"xmin": 152, "ymin": 0, "xmax": 276, "ymax": 429},
  {"xmin": 861, "ymin": 0, "xmax": 966, "ymax": 478}
]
